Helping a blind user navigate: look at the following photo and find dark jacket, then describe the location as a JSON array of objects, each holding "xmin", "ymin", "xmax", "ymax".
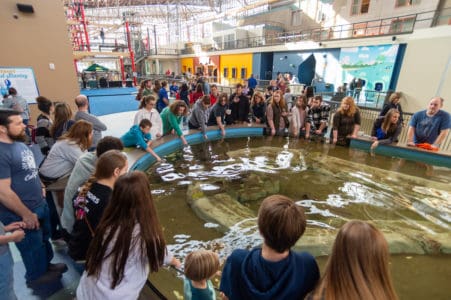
[{"xmin": 220, "ymin": 248, "xmax": 319, "ymax": 300}]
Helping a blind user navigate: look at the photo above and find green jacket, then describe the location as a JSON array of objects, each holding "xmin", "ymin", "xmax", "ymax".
[{"xmin": 160, "ymin": 107, "xmax": 183, "ymax": 136}]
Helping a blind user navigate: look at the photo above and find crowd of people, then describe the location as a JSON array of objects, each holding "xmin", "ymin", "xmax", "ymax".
[
  {"xmin": 0, "ymin": 78, "xmax": 449, "ymax": 299},
  {"xmin": 134, "ymin": 76, "xmax": 450, "ymax": 153}
]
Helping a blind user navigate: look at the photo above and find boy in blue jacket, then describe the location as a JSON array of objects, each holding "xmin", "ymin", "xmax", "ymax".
[
  {"xmin": 220, "ymin": 195, "xmax": 319, "ymax": 300},
  {"xmin": 121, "ymin": 119, "xmax": 161, "ymax": 161}
]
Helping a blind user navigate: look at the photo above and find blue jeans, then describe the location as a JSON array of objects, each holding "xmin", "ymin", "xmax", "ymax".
[
  {"xmin": 0, "ymin": 202, "xmax": 53, "ymax": 281},
  {"xmin": 0, "ymin": 248, "xmax": 17, "ymax": 300}
]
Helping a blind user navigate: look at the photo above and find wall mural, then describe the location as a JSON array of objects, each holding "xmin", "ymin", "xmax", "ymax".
[{"xmin": 339, "ymin": 44, "xmax": 400, "ymax": 99}]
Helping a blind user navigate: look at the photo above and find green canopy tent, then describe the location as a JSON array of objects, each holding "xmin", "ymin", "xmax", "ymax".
[{"xmin": 84, "ymin": 63, "xmax": 109, "ymax": 72}]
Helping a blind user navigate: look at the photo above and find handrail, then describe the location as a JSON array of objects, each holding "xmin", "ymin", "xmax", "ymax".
[{"xmin": 173, "ymin": 8, "xmax": 451, "ymax": 54}]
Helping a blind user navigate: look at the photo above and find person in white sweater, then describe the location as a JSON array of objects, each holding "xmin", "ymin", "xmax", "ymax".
[
  {"xmin": 289, "ymin": 95, "xmax": 309, "ymax": 138},
  {"xmin": 134, "ymin": 95, "xmax": 163, "ymax": 139},
  {"xmin": 39, "ymin": 120, "xmax": 93, "ymax": 181},
  {"xmin": 76, "ymin": 171, "xmax": 180, "ymax": 300}
]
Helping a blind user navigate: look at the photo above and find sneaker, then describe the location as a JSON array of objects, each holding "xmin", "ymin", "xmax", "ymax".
[
  {"xmin": 48, "ymin": 262, "xmax": 68, "ymax": 273},
  {"xmin": 26, "ymin": 270, "xmax": 62, "ymax": 287}
]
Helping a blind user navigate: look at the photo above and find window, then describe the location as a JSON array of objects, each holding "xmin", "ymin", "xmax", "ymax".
[
  {"xmin": 223, "ymin": 68, "xmax": 228, "ymax": 78},
  {"xmin": 231, "ymin": 67, "xmax": 237, "ymax": 79},
  {"xmin": 213, "ymin": 37, "xmax": 223, "ymax": 50},
  {"xmin": 351, "ymin": 0, "xmax": 370, "ymax": 16},
  {"xmin": 291, "ymin": 10, "xmax": 302, "ymax": 26},
  {"xmin": 241, "ymin": 68, "xmax": 247, "ymax": 79},
  {"xmin": 396, "ymin": 0, "xmax": 420, "ymax": 7}
]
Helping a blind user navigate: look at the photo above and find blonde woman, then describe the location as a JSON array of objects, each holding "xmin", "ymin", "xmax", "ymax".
[{"xmin": 331, "ymin": 96, "xmax": 361, "ymax": 146}]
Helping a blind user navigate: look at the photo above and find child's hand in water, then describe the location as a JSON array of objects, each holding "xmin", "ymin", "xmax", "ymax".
[{"xmin": 170, "ymin": 257, "xmax": 182, "ymax": 269}]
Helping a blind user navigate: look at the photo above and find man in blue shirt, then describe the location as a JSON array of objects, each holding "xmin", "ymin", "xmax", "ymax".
[
  {"xmin": 0, "ymin": 109, "xmax": 67, "ymax": 286},
  {"xmin": 157, "ymin": 81, "xmax": 169, "ymax": 113},
  {"xmin": 248, "ymin": 74, "xmax": 257, "ymax": 90},
  {"xmin": 169, "ymin": 81, "xmax": 179, "ymax": 97},
  {"xmin": 407, "ymin": 97, "xmax": 450, "ymax": 149}
]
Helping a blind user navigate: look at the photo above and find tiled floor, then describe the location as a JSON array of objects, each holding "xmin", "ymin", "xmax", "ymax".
[{"xmin": 11, "ymin": 242, "xmax": 80, "ymax": 300}]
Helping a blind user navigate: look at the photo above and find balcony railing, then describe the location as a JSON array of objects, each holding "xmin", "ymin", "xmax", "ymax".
[{"xmin": 197, "ymin": 8, "xmax": 450, "ymax": 52}]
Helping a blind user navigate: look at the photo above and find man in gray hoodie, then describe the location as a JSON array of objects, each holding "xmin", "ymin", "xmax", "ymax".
[{"xmin": 188, "ymin": 95, "xmax": 211, "ymax": 140}]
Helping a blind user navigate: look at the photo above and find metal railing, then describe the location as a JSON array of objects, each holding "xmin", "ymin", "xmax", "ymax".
[{"xmin": 180, "ymin": 8, "xmax": 450, "ymax": 53}]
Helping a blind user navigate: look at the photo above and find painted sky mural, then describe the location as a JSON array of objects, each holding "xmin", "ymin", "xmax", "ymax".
[{"xmin": 339, "ymin": 44, "xmax": 399, "ymax": 94}]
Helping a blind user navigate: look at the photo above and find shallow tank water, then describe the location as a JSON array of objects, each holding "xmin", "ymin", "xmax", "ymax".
[{"xmin": 145, "ymin": 137, "xmax": 451, "ymax": 300}]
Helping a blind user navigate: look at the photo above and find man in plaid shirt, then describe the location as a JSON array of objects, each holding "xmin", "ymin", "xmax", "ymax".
[{"xmin": 306, "ymin": 95, "xmax": 330, "ymax": 139}]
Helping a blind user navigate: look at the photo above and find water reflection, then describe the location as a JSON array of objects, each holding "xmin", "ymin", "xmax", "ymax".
[
  {"xmin": 149, "ymin": 138, "xmax": 450, "ymax": 257},
  {"xmin": 146, "ymin": 137, "xmax": 451, "ymax": 299}
]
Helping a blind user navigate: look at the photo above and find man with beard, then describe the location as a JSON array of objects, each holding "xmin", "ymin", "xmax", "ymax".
[
  {"xmin": 0, "ymin": 109, "xmax": 67, "ymax": 287},
  {"xmin": 407, "ymin": 97, "xmax": 450, "ymax": 149}
]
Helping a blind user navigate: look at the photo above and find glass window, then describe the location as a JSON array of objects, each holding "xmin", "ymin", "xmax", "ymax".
[
  {"xmin": 224, "ymin": 68, "xmax": 228, "ymax": 78},
  {"xmin": 231, "ymin": 68, "xmax": 237, "ymax": 79},
  {"xmin": 241, "ymin": 68, "xmax": 247, "ymax": 79},
  {"xmin": 396, "ymin": 0, "xmax": 420, "ymax": 7},
  {"xmin": 351, "ymin": 0, "xmax": 370, "ymax": 15}
]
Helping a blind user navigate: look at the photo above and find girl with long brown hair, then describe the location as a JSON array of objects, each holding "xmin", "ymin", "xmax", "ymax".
[
  {"xmin": 331, "ymin": 96, "xmax": 361, "ymax": 146},
  {"xmin": 309, "ymin": 220, "xmax": 398, "ymax": 300},
  {"xmin": 68, "ymin": 150, "xmax": 128, "ymax": 261},
  {"xmin": 191, "ymin": 83, "xmax": 204, "ymax": 106},
  {"xmin": 370, "ymin": 108, "xmax": 402, "ymax": 150},
  {"xmin": 50, "ymin": 102, "xmax": 75, "ymax": 139},
  {"xmin": 77, "ymin": 171, "xmax": 180, "ymax": 299},
  {"xmin": 289, "ymin": 94, "xmax": 308, "ymax": 138},
  {"xmin": 250, "ymin": 91, "xmax": 266, "ymax": 125},
  {"xmin": 266, "ymin": 90, "xmax": 289, "ymax": 136},
  {"xmin": 379, "ymin": 92, "xmax": 404, "ymax": 125}
]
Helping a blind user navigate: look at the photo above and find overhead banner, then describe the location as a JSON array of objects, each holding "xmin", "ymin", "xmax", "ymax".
[{"xmin": 0, "ymin": 67, "xmax": 40, "ymax": 104}]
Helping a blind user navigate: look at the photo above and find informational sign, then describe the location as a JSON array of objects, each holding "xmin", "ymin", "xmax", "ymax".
[{"xmin": 0, "ymin": 67, "xmax": 40, "ymax": 104}]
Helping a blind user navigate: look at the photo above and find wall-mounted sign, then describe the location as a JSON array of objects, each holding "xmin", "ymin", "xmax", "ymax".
[{"xmin": 0, "ymin": 67, "xmax": 40, "ymax": 104}]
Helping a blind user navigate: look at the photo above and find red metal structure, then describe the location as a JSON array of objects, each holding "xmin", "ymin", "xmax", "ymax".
[
  {"xmin": 67, "ymin": 0, "xmax": 90, "ymax": 51},
  {"xmin": 125, "ymin": 21, "xmax": 137, "ymax": 86}
]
